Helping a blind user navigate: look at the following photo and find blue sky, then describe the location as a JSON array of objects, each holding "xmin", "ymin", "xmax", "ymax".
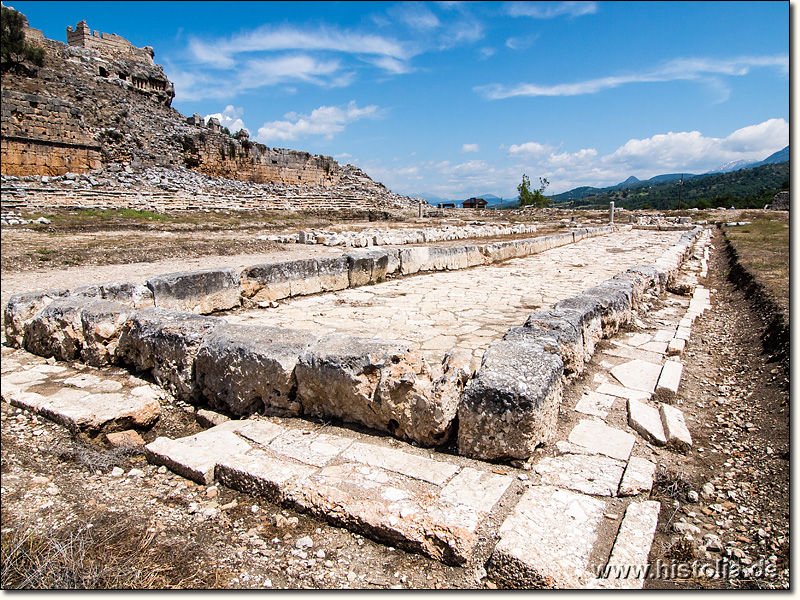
[{"xmin": 9, "ymin": 1, "xmax": 790, "ymax": 199}]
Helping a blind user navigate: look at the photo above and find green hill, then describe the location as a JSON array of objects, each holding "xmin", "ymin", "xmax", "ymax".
[{"xmin": 552, "ymin": 162, "xmax": 789, "ymax": 210}]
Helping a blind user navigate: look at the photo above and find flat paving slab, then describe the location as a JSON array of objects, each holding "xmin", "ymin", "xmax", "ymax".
[
  {"xmin": 533, "ymin": 454, "xmax": 626, "ymax": 496},
  {"xmin": 567, "ymin": 419, "xmax": 635, "ymax": 462},
  {"xmin": 489, "ymin": 485, "xmax": 607, "ymax": 588},
  {"xmin": 610, "ymin": 359, "xmax": 664, "ymax": 393}
]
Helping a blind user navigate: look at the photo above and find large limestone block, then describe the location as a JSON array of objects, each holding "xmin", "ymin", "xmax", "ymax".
[
  {"xmin": 345, "ymin": 250, "xmax": 390, "ymax": 287},
  {"xmin": 100, "ymin": 281, "xmax": 155, "ymax": 308},
  {"xmin": 3, "ymin": 288, "xmax": 70, "ymax": 347},
  {"xmin": 23, "ymin": 297, "xmax": 97, "ymax": 361},
  {"xmin": 240, "ymin": 257, "xmax": 349, "ymax": 302},
  {"xmin": 296, "ymin": 334, "xmax": 467, "ymax": 446},
  {"xmin": 582, "ymin": 280, "xmax": 634, "ymax": 336},
  {"xmin": 195, "ymin": 324, "xmax": 317, "ymax": 416},
  {"xmin": 146, "ymin": 267, "xmax": 241, "ymax": 314},
  {"xmin": 457, "ymin": 330, "xmax": 563, "ymax": 461},
  {"xmin": 80, "ymin": 300, "xmax": 136, "ymax": 366},
  {"xmin": 524, "ymin": 309, "xmax": 586, "ymax": 375},
  {"xmin": 116, "ymin": 308, "xmax": 224, "ymax": 402},
  {"xmin": 553, "ymin": 295, "xmax": 604, "ymax": 361}
]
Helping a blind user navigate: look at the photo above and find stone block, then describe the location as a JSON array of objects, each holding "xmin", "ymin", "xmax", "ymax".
[
  {"xmin": 581, "ymin": 280, "xmax": 634, "ymax": 336},
  {"xmin": 195, "ymin": 324, "xmax": 317, "ymax": 416},
  {"xmin": 666, "ymin": 337, "xmax": 686, "ymax": 357},
  {"xmin": 100, "ymin": 280, "xmax": 155, "ymax": 308},
  {"xmin": 610, "ymin": 359, "xmax": 663, "ymax": 394},
  {"xmin": 106, "ymin": 429, "xmax": 146, "ymax": 448},
  {"xmin": 488, "ymin": 486, "xmax": 606, "ymax": 588},
  {"xmin": 533, "ymin": 454, "xmax": 626, "ymax": 496},
  {"xmin": 345, "ymin": 250, "xmax": 390, "ymax": 287},
  {"xmin": 3, "ymin": 288, "xmax": 70, "ymax": 347},
  {"xmin": 79, "ymin": 300, "xmax": 135, "ymax": 366},
  {"xmin": 597, "ymin": 501, "xmax": 661, "ymax": 589},
  {"xmin": 116, "ymin": 308, "xmax": 224, "ymax": 402},
  {"xmin": 567, "ymin": 419, "xmax": 635, "ymax": 462},
  {"xmin": 655, "ymin": 360, "xmax": 683, "ymax": 402},
  {"xmin": 341, "ymin": 442, "xmax": 459, "ymax": 486},
  {"xmin": 457, "ymin": 330, "xmax": 563, "ymax": 461},
  {"xmin": 146, "ymin": 267, "xmax": 241, "ymax": 314},
  {"xmin": 296, "ymin": 334, "xmax": 466, "ymax": 446},
  {"xmin": 627, "ymin": 398, "xmax": 667, "ymax": 445},
  {"xmin": 240, "ymin": 257, "xmax": 349, "ymax": 302},
  {"xmin": 659, "ymin": 404, "xmax": 692, "ymax": 452},
  {"xmin": 524, "ymin": 308, "xmax": 585, "ymax": 374},
  {"xmin": 618, "ymin": 456, "xmax": 657, "ymax": 496},
  {"xmin": 554, "ymin": 295, "xmax": 604, "ymax": 360},
  {"xmin": 23, "ymin": 296, "xmax": 96, "ymax": 361}
]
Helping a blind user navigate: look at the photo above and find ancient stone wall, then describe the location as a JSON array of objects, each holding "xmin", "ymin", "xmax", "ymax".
[{"xmin": 66, "ymin": 20, "xmax": 154, "ymax": 65}]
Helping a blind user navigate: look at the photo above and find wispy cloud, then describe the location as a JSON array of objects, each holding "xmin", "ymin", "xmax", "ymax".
[
  {"xmin": 255, "ymin": 101, "xmax": 381, "ymax": 143},
  {"xmin": 461, "ymin": 143, "xmax": 480, "ymax": 153},
  {"xmin": 505, "ymin": 1, "xmax": 598, "ymax": 19},
  {"xmin": 188, "ymin": 25, "xmax": 413, "ymax": 68},
  {"xmin": 475, "ymin": 54, "xmax": 789, "ymax": 99}
]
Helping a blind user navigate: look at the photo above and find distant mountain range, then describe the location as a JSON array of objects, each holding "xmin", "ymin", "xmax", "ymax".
[
  {"xmin": 411, "ymin": 145, "xmax": 788, "ymax": 206},
  {"xmin": 550, "ymin": 145, "xmax": 789, "ymax": 204}
]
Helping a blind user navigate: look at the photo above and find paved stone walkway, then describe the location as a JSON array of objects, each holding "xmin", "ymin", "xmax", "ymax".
[
  {"xmin": 0, "ymin": 227, "xmax": 713, "ymax": 588},
  {"xmin": 226, "ymin": 229, "xmax": 683, "ymax": 365}
]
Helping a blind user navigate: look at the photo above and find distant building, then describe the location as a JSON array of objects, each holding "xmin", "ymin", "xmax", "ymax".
[{"xmin": 462, "ymin": 197, "xmax": 488, "ymax": 209}]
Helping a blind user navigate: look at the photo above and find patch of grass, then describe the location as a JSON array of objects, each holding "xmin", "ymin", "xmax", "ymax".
[
  {"xmin": 724, "ymin": 212, "xmax": 789, "ymax": 312},
  {"xmin": 1, "ymin": 510, "xmax": 227, "ymax": 589},
  {"xmin": 49, "ymin": 440, "xmax": 142, "ymax": 472}
]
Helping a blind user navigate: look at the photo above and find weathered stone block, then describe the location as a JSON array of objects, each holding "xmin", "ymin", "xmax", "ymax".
[
  {"xmin": 23, "ymin": 296, "xmax": 96, "ymax": 361},
  {"xmin": 195, "ymin": 324, "xmax": 317, "ymax": 416},
  {"xmin": 553, "ymin": 295, "xmax": 604, "ymax": 360},
  {"xmin": 3, "ymin": 288, "xmax": 70, "ymax": 347},
  {"xmin": 582, "ymin": 280, "xmax": 634, "ymax": 336},
  {"xmin": 100, "ymin": 280, "xmax": 155, "ymax": 308},
  {"xmin": 146, "ymin": 267, "xmax": 241, "ymax": 314},
  {"xmin": 524, "ymin": 308, "xmax": 586, "ymax": 374},
  {"xmin": 296, "ymin": 334, "xmax": 465, "ymax": 446},
  {"xmin": 116, "ymin": 308, "xmax": 223, "ymax": 402},
  {"xmin": 345, "ymin": 250, "xmax": 389, "ymax": 287},
  {"xmin": 457, "ymin": 330, "xmax": 563, "ymax": 461},
  {"xmin": 80, "ymin": 300, "xmax": 135, "ymax": 366},
  {"xmin": 240, "ymin": 257, "xmax": 349, "ymax": 302}
]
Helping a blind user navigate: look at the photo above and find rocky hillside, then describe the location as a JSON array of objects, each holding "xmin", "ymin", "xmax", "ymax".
[{"xmin": 0, "ymin": 13, "xmax": 419, "ymax": 213}]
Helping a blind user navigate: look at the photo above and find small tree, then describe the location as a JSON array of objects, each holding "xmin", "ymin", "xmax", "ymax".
[
  {"xmin": 1, "ymin": 7, "xmax": 45, "ymax": 73},
  {"xmin": 518, "ymin": 174, "xmax": 551, "ymax": 208}
]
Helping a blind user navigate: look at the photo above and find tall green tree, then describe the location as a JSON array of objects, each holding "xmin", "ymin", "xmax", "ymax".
[
  {"xmin": 518, "ymin": 174, "xmax": 551, "ymax": 208},
  {"xmin": 1, "ymin": 7, "xmax": 45, "ymax": 73}
]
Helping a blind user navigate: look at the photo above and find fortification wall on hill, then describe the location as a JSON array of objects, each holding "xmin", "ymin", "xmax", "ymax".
[{"xmin": 0, "ymin": 14, "xmax": 416, "ymax": 211}]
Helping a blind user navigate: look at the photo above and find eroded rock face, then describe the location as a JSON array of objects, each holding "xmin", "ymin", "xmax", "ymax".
[
  {"xmin": 524, "ymin": 309, "xmax": 586, "ymax": 375},
  {"xmin": 80, "ymin": 300, "xmax": 136, "ymax": 366},
  {"xmin": 457, "ymin": 330, "xmax": 564, "ymax": 461},
  {"xmin": 195, "ymin": 324, "xmax": 318, "ymax": 416},
  {"xmin": 295, "ymin": 334, "xmax": 467, "ymax": 446},
  {"xmin": 115, "ymin": 308, "xmax": 223, "ymax": 401},
  {"xmin": 23, "ymin": 296, "xmax": 96, "ymax": 361},
  {"xmin": 3, "ymin": 289, "xmax": 70, "ymax": 347}
]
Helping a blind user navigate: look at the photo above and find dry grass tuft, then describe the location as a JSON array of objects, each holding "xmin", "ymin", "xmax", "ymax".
[{"xmin": 1, "ymin": 510, "xmax": 227, "ymax": 589}]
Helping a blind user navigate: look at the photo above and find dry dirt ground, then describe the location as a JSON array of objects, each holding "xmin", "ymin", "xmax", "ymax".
[{"xmin": 0, "ymin": 216, "xmax": 790, "ymax": 589}]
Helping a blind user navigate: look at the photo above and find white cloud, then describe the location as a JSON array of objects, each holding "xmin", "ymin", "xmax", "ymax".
[
  {"xmin": 255, "ymin": 101, "xmax": 380, "ymax": 143},
  {"xmin": 476, "ymin": 54, "xmax": 789, "ymax": 99},
  {"xmin": 507, "ymin": 141, "xmax": 559, "ymax": 156},
  {"xmin": 204, "ymin": 105, "xmax": 246, "ymax": 133},
  {"xmin": 461, "ymin": 143, "xmax": 480, "ymax": 153},
  {"xmin": 388, "ymin": 3, "xmax": 441, "ymax": 31},
  {"xmin": 720, "ymin": 118, "xmax": 789, "ymax": 153},
  {"xmin": 505, "ymin": 1, "xmax": 598, "ymax": 19}
]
